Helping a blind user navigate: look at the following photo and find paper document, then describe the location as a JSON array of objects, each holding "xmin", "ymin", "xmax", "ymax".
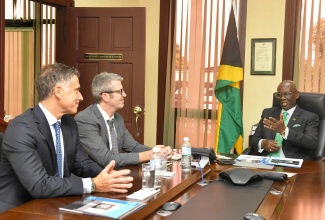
[
  {"xmin": 235, "ymin": 155, "xmax": 303, "ymax": 169},
  {"xmin": 126, "ymin": 189, "xmax": 160, "ymax": 200},
  {"xmin": 266, "ymin": 157, "xmax": 303, "ymax": 168},
  {"xmin": 191, "ymin": 156, "xmax": 210, "ymax": 168},
  {"xmin": 234, "ymin": 155, "xmax": 274, "ymax": 169}
]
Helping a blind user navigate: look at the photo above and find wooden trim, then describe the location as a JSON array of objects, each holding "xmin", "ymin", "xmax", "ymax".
[
  {"xmin": 282, "ymin": 0, "xmax": 301, "ymax": 80},
  {"xmin": 32, "ymin": 0, "xmax": 74, "ymax": 66},
  {"xmin": 0, "ymin": 0, "xmax": 5, "ymax": 118},
  {"xmin": 156, "ymin": 0, "xmax": 173, "ymax": 144},
  {"xmin": 31, "ymin": 0, "xmax": 74, "ymax": 7},
  {"xmin": 55, "ymin": 7, "xmax": 68, "ymax": 63},
  {"xmin": 238, "ymin": 0, "xmax": 247, "ymax": 107},
  {"xmin": 238, "ymin": 0, "xmax": 247, "ymax": 70}
]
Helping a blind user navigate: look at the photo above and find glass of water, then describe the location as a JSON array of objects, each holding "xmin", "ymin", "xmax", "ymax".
[
  {"xmin": 142, "ymin": 163, "xmax": 155, "ymax": 190},
  {"xmin": 159, "ymin": 149, "xmax": 168, "ymax": 172}
]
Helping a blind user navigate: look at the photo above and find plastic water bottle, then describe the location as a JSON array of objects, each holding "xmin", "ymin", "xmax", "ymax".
[
  {"xmin": 181, "ymin": 137, "xmax": 192, "ymax": 172},
  {"xmin": 150, "ymin": 147, "xmax": 162, "ymax": 188}
]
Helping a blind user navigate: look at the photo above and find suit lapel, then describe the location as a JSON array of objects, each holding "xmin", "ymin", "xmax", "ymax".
[
  {"xmin": 93, "ymin": 105, "xmax": 110, "ymax": 144},
  {"xmin": 113, "ymin": 113, "xmax": 122, "ymax": 152},
  {"xmin": 287, "ymin": 105, "xmax": 301, "ymax": 128},
  {"xmin": 33, "ymin": 105, "xmax": 57, "ymax": 170}
]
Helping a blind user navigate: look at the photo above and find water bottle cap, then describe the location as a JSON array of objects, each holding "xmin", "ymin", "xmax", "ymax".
[{"xmin": 183, "ymin": 137, "xmax": 189, "ymax": 142}]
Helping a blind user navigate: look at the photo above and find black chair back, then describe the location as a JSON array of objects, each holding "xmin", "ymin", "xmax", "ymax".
[{"xmin": 272, "ymin": 92, "xmax": 325, "ymax": 160}]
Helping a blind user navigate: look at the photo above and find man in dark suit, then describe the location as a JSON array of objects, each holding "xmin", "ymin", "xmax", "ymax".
[
  {"xmin": 250, "ymin": 80, "xmax": 319, "ymax": 160},
  {"xmin": 0, "ymin": 63, "xmax": 133, "ymax": 213},
  {"xmin": 75, "ymin": 72, "xmax": 172, "ymax": 168}
]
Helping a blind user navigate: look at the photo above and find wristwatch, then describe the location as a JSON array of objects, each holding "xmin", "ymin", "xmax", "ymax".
[
  {"xmin": 91, "ymin": 178, "xmax": 96, "ymax": 192},
  {"xmin": 281, "ymin": 127, "xmax": 287, "ymax": 138}
]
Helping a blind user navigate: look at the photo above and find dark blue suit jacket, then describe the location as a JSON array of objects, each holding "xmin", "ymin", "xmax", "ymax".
[
  {"xmin": 250, "ymin": 105, "xmax": 319, "ymax": 160},
  {"xmin": 0, "ymin": 105, "xmax": 102, "ymax": 212}
]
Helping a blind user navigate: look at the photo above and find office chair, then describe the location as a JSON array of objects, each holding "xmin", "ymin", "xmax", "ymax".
[{"xmin": 243, "ymin": 92, "xmax": 325, "ymax": 161}]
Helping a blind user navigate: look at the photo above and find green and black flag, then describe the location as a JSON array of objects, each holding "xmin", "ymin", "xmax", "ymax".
[{"xmin": 214, "ymin": 6, "xmax": 243, "ymax": 154}]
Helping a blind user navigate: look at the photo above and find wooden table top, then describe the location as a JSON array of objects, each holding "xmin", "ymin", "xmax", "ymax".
[{"xmin": 0, "ymin": 159, "xmax": 324, "ymax": 220}]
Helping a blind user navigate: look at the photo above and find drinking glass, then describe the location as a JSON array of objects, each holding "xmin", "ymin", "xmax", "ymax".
[{"xmin": 142, "ymin": 163, "xmax": 155, "ymax": 190}]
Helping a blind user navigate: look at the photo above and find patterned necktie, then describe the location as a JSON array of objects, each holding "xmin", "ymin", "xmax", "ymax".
[
  {"xmin": 107, "ymin": 119, "xmax": 119, "ymax": 153},
  {"xmin": 53, "ymin": 121, "xmax": 63, "ymax": 178},
  {"xmin": 269, "ymin": 111, "xmax": 289, "ymax": 157}
]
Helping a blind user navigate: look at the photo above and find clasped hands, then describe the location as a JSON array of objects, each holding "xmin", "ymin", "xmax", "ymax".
[
  {"xmin": 154, "ymin": 145, "xmax": 174, "ymax": 159},
  {"xmin": 262, "ymin": 113, "xmax": 286, "ymax": 153}
]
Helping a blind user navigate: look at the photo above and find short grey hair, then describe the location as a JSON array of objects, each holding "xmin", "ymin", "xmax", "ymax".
[
  {"xmin": 92, "ymin": 72, "xmax": 123, "ymax": 103},
  {"xmin": 36, "ymin": 63, "xmax": 80, "ymax": 101}
]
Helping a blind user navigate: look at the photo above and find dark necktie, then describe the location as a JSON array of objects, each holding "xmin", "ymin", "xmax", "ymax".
[
  {"xmin": 269, "ymin": 111, "xmax": 289, "ymax": 157},
  {"xmin": 54, "ymin": 121, "xmax": 63, "ymax": 178},
  {"xmin": 107, "ymin": 119, "xmax": 119, "ymax": 153}
]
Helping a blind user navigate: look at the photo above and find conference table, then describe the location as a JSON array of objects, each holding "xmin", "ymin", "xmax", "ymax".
[{"xmin": 1, "ymin": 157, "xmax": 325, "ymax": 220}]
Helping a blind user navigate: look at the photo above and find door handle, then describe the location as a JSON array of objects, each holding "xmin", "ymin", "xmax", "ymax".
[{"xmin": 133, "ymin": 105, "xmax": 142, "ymax": 137}]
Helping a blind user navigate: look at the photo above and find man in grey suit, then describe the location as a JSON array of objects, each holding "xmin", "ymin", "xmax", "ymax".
[
  {"xmin": 75, "ymin": 72, "xmax": 171, "ymax": 168},
  {"xmin": 250, "ymin": 80, "xmax": 319, "ymax": 160},
  {"xmin": 0, "ymin": 63, "xmax": 133, "ymax": 213}
]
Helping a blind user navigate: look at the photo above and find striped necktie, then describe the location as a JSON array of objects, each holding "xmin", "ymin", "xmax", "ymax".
[
  {"xmin": 107, "ymin": 119, "xmax": 119, "ymax": 153},
  {"xmin": 54, "ymin": 121, "xmax": 63, "ymax": 178},
  {"xmin": 269, "ymin": 111, "xmax": 289, "ymax": 157}
]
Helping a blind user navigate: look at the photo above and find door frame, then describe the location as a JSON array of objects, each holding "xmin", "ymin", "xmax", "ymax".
[
  {"xmin": 0, "ymin": 0, "xmax": 5, "ymax": 117},
  {"xmin": 0, "ymin": 0, "xmax": 73, "ymax": 118}
]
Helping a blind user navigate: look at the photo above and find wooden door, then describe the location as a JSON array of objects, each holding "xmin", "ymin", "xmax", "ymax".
[{"xmin": 65, "ymin": 7, "xmax": 146, "ymax": 143}]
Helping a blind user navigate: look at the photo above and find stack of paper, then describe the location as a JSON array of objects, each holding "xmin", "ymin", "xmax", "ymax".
[{"xmin": 126, "ymin": 189, "xmax": 160, "ymax": 200}]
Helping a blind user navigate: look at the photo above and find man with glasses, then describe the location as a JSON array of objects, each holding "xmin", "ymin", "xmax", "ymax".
[
  {"xmin": 250, "ymin": 80, "xmax": 319, "ymax": 160},
  {"xmin": 75, "ymin": 72, "xmax": 171, "ymax": 168}
]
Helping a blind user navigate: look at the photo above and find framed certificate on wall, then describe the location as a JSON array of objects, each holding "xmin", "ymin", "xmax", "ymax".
[{"xmin": 251, "ymin": 38, "xmax": 276, "ymax": 75}]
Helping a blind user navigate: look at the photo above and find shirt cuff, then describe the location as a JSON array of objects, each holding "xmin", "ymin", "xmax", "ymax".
[
  {"xmin": 258, "ymin": 139, "xmax": 264, "ymax": 153},
  {"xmin": 82, "ymin": 178, "xmax": 92, "ymax": 194}
]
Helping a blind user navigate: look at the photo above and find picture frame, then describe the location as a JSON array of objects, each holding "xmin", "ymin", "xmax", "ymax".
[{"xmin": 251, "ymin": 38, "xmax": 276, "ymax": 75}]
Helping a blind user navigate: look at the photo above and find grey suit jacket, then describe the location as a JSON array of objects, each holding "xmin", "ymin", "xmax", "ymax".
[
  {"xmin": 75, "ymin": 104, "xmax": 151, "ymax": 168},
  {"xmin": 0, "ymin": 105, "xmax": 102, "ymax": 212},
  {"xmin": 250, "ymin": 105, "xmax": 319, "ymax": 160}
]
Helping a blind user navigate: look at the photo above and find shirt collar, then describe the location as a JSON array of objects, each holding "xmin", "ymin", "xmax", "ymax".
[
  {"xmin": 38, "ymin": 103, "xmax": 60, "ymax": 126},
  {"xmin": 97, "ymin": 104, "xmax": 114, "ymax": 121},
  {"xmin": 282, "ymin": 105, "xmax": 296, "ymax": 116}
]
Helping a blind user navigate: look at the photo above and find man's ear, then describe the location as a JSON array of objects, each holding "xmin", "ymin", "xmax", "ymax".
[
  {"xmin": 53, "ymin": 86, "xmax": 62, "ymax": 99},
  {"xmin": 295, "ymin": 90, "xmax": 300, "ymax": 99},
  {"xmin": 101, "ymin": 93, "xmax": 108, "ymax": 102}
]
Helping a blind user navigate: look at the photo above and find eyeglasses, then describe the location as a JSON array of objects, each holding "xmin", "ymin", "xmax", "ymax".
[
  {"xmin": 101, "ymin": 89, "xmax": 124, "ymax": 95},
  {"xmin": 274, "ymin": 91, "xmax": 295, "ymax": 99}
]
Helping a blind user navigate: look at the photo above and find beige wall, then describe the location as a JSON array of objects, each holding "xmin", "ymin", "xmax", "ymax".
[
  {"xmin": 75, "ymin": 0, "xmax": 160, "ymax": 147},
  {"xmin": 75, "ymin": 0, "xmax": 287, "ymax": 149},
  {"xmin": 243, "ymin": 0, "xmax": 285, "ymax": 149}
]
